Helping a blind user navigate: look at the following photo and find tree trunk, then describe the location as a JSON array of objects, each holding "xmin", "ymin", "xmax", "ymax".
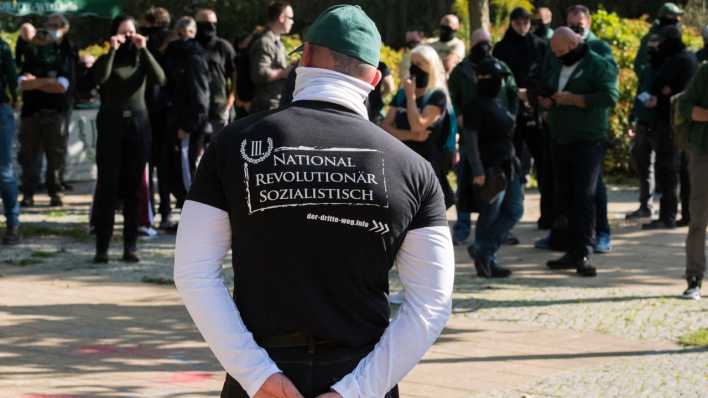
[{"xmin": 468, "ymin": 0, "xmax": 490, "ymax": 34}]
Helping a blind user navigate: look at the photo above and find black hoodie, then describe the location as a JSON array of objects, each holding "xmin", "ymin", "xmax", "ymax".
[
  {"xmin": 493, "ymin": 27, "xmax": 548, "ymax": 88},
  {"xmin": 651, "ymin": 37, "xmax": 697, "ymax": 121},
  {"xmin": 163, "ymin": 38, "xmax": 211, "ymax": 133}
]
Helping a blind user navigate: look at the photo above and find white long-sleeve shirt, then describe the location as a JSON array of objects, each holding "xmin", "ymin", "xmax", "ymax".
[{"xmin": 174, "ymin": 200, "xmax": 455, "ymax": 397}]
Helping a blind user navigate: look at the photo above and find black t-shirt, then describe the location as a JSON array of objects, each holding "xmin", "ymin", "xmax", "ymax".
[
  {"xmin": 367, "ymin": 61, "xmax": 390, "ymax": 121},
  {"xmin": 187, "ymin": 100, "xmax": 447, "ymax": 347},
  {"xmin": 200, "ymin": 36, "xmax": 237, "ymax": 118},
  {"xmin": 391, "ymin": 88, "xmax": 448, "ymax": 166}
]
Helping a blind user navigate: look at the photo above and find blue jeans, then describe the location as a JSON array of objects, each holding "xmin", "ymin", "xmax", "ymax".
[
  {"xmin": 596, "ymin": 173, "xmax": 610, "ymax": 237},
  {"xmin": 0, "ymin": 103, "xmax": 19, "ymax": 227},
  {"xmin": 472, "ymin": 174, "xmax": 525, "ymax": 262}
]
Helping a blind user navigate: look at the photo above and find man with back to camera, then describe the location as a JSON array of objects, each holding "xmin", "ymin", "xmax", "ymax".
[{"xmin": 174, "ymin": 5, "xmax": 454, "ymax": 398}]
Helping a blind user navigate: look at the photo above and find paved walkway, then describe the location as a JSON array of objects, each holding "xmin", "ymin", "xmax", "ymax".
[{"xmin": 1, "ymin": 184, "xmax": 706, "ymax": 397}]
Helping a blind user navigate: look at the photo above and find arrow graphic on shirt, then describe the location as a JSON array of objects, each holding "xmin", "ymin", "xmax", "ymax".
[{"xmin": 369, "ymin": 220, "xmax": 390, "ymax": 235}]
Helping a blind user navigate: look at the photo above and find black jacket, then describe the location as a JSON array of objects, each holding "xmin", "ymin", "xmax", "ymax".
[
  {"xmin": 493, "ymin": 28, "xmax": 548, "ymax": 88},
  {"xmin": 163, "ymin": 39, "xmax": 210, "ymax": 133},
  {"xmin": 198, "ymin": 36, "xmax": 236, "ymax": 119},
  {"xmin": 651, "ymin": 47, "xmax": 697, "ymax": 122}
]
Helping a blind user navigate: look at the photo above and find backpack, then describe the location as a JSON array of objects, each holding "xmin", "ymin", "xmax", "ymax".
[{"xmin": 235, "ymin": 33, "xmax": 261, "ymax": 102}]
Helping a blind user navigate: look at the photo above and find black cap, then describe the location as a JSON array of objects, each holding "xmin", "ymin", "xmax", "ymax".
[
  {"xmin": 475, "ymin": 57, "xmax": 510, "ymax": 79},
  {"xmin": 659, "ymin": 25, "xmax": 682, "ymax": 41},
  {"xmin": 510, "ymin": 7, "xmax": 532, "ymax": 20}
]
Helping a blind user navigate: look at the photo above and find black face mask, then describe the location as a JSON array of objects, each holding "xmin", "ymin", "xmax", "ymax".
[
  {"xmin": 196, "ymin": 22, "xmax": 217, "ymax": 44},
  {"xmin": 659, "ymin": 17, "xmax": 679, "ymax": 28},
  {"xmin": 406, "ymin": 40, "xmax": 420, "ymax": 49},
  {"xmin": 470, "ymin": 42, "xmax": 492, "ymax": 62},
  {"xmin": 478, "ymin": 77, "xmax": 502, "ymax": 98},
  {"xmin": 439, "ymin": 26, "xmax": 455, "ymax": 42},
  {"xmin": 557, "ymin": 43, "xmax": 587, "ymax": 66},
  {"xmin": 569, "ymin": 24, "xmax": 585, "ymax": 36},
  {"xmin": 409, "ymin": 64, "xmax": 429, "ymax": 88}
]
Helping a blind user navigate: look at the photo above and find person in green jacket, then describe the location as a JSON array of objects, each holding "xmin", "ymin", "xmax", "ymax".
[
  {"xmin": 538, "ymin": 27, "xmax": 619, "ymax": 277},
  {"xmin": 678, "ymin": 62, "xmax": 708, "ymax": 300},
  {"xmin": 566, "ymin": 5, "xmax": 616, "ymax": 68},
  {"xmin": 634, "ymin": 2, "xmax": 683, "ymax": 77},
  {"xmin": 448, "ymin": 28, "xmax": 518, "ymax": 245}
]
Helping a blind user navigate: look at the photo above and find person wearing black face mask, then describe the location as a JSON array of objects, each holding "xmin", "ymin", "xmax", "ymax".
[
  {"xmin": 533, "ymin": 7, "xmax": 554, "ymax": 42},
  {"xmin": 626, "ymin": 35, "xmax": 662, "ymax": 221},
  {"xmin": 383, "ymin": 45, "xmax": 455, "ymax": 208},
  {"xmin": 91, "ymin": 15, "xmax": 166, "ymax": 263},
  {"xmin": 398, "ymin": 29, "xmax": 424, "ymax": 82},
  {"xmin": 538, "ymin": 28, "xmax": 619, "ymax": 277},
  {"xmin": 641, "ymin": 25, "xmax": 697, "ymax": 230},
  {"xmin": 448, "ymin": 28, "xmax": 519, "ymax": 245},
  {"xmin": 458, "ymin": 58, "xmax": 522, "ymax": 278},
  {"xmin": 195, "ymin": 9, "xmax": 237, "ymax": 138},
  {"xmin": 430, "ymin": 14, "xmax": 465, "ymax": 74},
  {"xmin": 634, "ymin": 2, "xmax": 683, "ymax": 77}
]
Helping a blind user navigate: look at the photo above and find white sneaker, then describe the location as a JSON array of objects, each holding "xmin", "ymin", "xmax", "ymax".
[
  {"xmin": 682, "ymin": 278, "xmax": 702, "ymax": 300},
  {"xmin": 138, "ymin": 226, "xmax": 158, "ymax": 238},
  {"xmin": 388, "ymin": 291, "xmax": 405, "ymax": 304}
]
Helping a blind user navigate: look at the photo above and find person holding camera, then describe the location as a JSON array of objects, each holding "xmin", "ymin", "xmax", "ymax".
[{"xmin": 92, "ymin": 15, "xmax": 166, "ymax": 263}]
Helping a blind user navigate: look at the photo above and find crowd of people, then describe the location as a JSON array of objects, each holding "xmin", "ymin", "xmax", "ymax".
[
  {"xmin": 0, "ymin": 2, "xmax": 706, "ymax": 396},
  {"xmin": 0, "ymin": 1, "xmax": 705, "ymax": 300}
]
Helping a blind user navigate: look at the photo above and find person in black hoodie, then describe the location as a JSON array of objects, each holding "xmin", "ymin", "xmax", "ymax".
[
  {"xmin": 195, "ymin": 8, "xmax": 236, "ymax": 137},
  {"xmin": 493, "ymin": 7, "xmax": 550, "ymax": 227},
  {"xmin": 162, "ymin": 16, "xmax": 210, "ymax": 212},
  {"xmin": 459, "ymin": 58, "xmax": 523, "ymax": 278},
  {"xmin": 643, "ymin": 25, "xmax": 697, "ymax": 230}
]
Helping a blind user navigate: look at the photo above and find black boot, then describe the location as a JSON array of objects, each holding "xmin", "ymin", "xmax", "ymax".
[
  {"xmin": 546, "ymin": 253, "xmax": 578, "ymax": 270},
  {"xmin": 94, "ymin": 234, "xmax": 110, "ymax": 263},
  {"xmin": 2, "ymin": 225, "xmax": 20, "ymax": 245},
  {"xmin": 489, "ymin": 261, "xmax": 512, "ymax": 278},
  {"xmin": 467, "ymin": 245, "xmax": 491, "ymax": 278},
  {"xmin": 122, "ymin": 242, "xmax": 140, "ymax": 263}
]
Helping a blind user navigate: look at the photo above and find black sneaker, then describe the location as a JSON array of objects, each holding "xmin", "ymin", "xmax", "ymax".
[
  {"xmin": 626, "ymin": 207, "xmax": 652, "ymax": 220},
  {"xmin": 467, "ymin": 246, "xmax": 491, "ymax": 278},
  {"xmin": 575, "ymin": 257, "xmax": 597, "ymax": 277},
  {"xmin": 682, "ymin": 277, "xmax": 702, "ymax": 300},
  {"xmin": 93, "ymin": 251, "xmax": 109, "ymax": 264},
  {"xmin": 641, "ymin": 219, "xmax": 676, "ymax": 230},
  {"xmin": 122, "ymin": 251, "xmax": 140, "ymax": 263},
  {"xmin": 503, "ymin": 233, "xmax": 520, "ymax": 246},
  {"xmin": 49, "ymin": 195, "xmax": 63, "ymax": 207},
  {"xmin": 489, "ymin": 261, "xmax": 512, "ymax": 278},
  {"xmin": 20, "ymin": 196, "xmax": 34, "ymax": 207},
  {"xmin": 547, "ymin": 253, "xmax": 578, "ymax": 270},
  {"xmin": 676, "ymin": 218, "xmax": 690, "ymax": 227},
  {"xmin": 2, "ymin": 225, "xmax": 20, "ymax": 245}
]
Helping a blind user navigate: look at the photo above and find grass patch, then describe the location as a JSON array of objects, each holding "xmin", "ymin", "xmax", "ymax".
[
  {"xmin": 46, "ymin": 210, "xmax": 68, "ymax": 218},
  {"xmin": 141, "ymin": 276, "xmax": 175, "ymax": 286},
  {"xmin": 6, "ymin": 257, "xmax": 44, "ymax": 267},
  {"xmin": 15, "ymin": 222, "xmax": 90, "ymax": 242},
  {"xmin": 678, "ymin": 329, "xmax": 708, "ymax": 347},
  {"xmin": 30, "ymin": 250, "xmax": 59, "ymax": 259}
]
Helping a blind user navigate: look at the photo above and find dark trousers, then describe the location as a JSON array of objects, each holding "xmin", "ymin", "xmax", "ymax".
[
  {"xmin": 650, "ymin": 122, "xmax": 679, "ymax": 223},
  {"xmin": 19, "ymin": 110, "xmax": 65, "ymax": 197},
  {"xmin": 167, "ymin": 117, "xmax": 204, "ymax": 208},
  {"xmin": 532, "ymin": 126, "xmax": 555, "ymax": 229},
  {"xmin": 93, "ymin": 109, "xmax": 151, "ymax": 253},
  {"xmin": 221, "ymin": 345, "xmax": 399, "ymax": 398},
  {"xmin": 630, "ymin": 123, "xmax": 656, "ymax": 210},
  {"xmin": 149, "ymin": 109, "xmax": 172, "ymax": 220},
  {"xmin": 553, "ymin": 140, "xmax": 606, "ymax": 258},
  {"xmin": 680, "ymin": 150, "xmax": 691, "ymax": 221}
]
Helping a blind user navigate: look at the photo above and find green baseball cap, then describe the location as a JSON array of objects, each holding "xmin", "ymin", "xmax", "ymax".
[
  {"xmin": 294, "ymin": 4, "xmax": 381, "ymax": 67},
  {"xmin": 658, "ymin": 2, "xmax": 683, "ymax": 18}
]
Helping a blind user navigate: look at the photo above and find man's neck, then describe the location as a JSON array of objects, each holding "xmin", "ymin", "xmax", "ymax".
[{"xmin": 268, "ymin": 24, "xmax": 282, "ymax": 37}]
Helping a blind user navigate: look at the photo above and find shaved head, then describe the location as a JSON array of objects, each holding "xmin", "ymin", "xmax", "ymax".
[
  {"xmin": 551, "ymin": 26, "xmax": 582, "ymax": 57},
  {"xmin": 471, "ymin": 28, "xmax": 492, "ymax": 47},
  {"xmin": 440, "ymin": 14, "xmax": 460, "ymax": 30}
]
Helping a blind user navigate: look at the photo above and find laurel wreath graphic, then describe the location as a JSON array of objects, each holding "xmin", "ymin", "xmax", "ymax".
[{"xmin": 240, "ymin": 137, "xmax": 274, "ymax": 164}]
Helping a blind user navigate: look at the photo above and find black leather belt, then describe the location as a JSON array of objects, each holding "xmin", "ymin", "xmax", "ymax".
[{"xmin": 256, "ymin": 332, "xmax": 337, "ymax": 354}]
